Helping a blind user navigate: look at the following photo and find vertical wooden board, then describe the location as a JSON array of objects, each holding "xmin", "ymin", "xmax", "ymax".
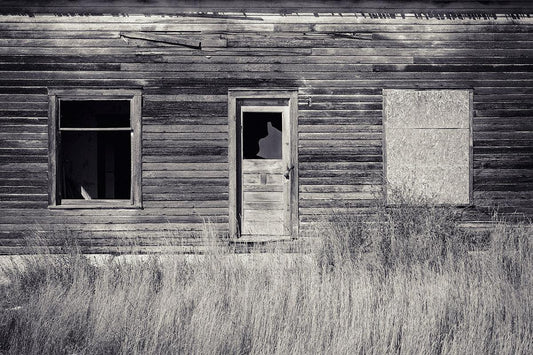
[
  {"xmin": 289, "ymin": 90, "xmax": 299, "ymax": 238},
  {"xmin": 131, "ymin": 93, "xmax": 143, "ymax": 208},
  {"xmin": 47, "ymin": 93, "xmax": 57, "ymax": 207},
  {"xmin": 227, "ymin": 92, "xmax": 238, "ymax": 238}
]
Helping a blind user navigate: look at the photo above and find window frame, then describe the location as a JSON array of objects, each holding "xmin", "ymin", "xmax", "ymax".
[
  {"xmin": 382, "ymin": 88, "xmax": 474, "ymax": 207},
  {"xmin": 48, "ymin": 89, "xmax": 142, "ymax": 209}
]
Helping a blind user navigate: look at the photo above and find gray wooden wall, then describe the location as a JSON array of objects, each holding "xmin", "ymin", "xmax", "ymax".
[{"xmin": 0, "ymin": 5, "xmax": 532, "ymax": 253}]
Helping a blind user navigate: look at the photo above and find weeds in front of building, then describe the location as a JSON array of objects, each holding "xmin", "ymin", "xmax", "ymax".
[{"xmin": 0, "ymin": 201, "xmax": 531, "ymax": 354}]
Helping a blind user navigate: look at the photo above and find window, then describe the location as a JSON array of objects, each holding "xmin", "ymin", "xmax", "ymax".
[
  {"xmin": 242, "ymin": 112, "xmax": 283, "ymax": 159},
  {"xmin": 383, "ymin": 89, "xmax": 472, "ymax": 205},
  {"xmin": 48, "ymin": 89, "xmax": 142, "ymax": 208}
]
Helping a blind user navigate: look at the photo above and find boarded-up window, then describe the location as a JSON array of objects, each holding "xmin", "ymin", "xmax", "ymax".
[{"xmin": 383, "ymin": 90, "xmax": 471, "ymax": 205}]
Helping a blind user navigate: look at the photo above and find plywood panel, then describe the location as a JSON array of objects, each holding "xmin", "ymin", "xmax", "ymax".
[{"xmin": 384, "ymin": 89, "xmax": 472, "ymax": 205}]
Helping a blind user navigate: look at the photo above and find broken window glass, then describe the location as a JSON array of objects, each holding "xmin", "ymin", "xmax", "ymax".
[{"xmin": 242, "ymin": 112, "xmax": 282, "ymax": 159}]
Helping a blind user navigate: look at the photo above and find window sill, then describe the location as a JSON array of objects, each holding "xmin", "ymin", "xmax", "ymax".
[{"xmin": 48, "ymin": 200, "xmax": 142, "ymax": 210}]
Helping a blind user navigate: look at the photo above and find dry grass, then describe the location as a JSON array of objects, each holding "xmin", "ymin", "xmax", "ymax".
[{"xmin": 0, "ymin": 205, "xmax": 531, "ymax": 354}]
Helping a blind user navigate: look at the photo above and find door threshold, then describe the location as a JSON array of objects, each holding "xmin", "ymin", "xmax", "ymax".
[{"xmin": 230, "ymin": 235, "xmax": 292, "ymax": 243}]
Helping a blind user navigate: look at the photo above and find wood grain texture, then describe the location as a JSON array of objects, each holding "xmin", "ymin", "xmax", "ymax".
[{"xmin": 0, "ymin": 4, "xmax": 532, "ymax": 253}]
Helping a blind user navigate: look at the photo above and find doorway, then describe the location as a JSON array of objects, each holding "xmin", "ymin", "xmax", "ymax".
[{"xmin": 228, "ymin": 90, "xmax": 298, "ymax": 240}]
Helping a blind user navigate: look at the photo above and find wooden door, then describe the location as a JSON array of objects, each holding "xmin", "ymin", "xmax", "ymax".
[
  {"xmin": 239, "ymin": 106, "xmax": 291, "ymax": 239},
  {"xmin": 228, "ymin": 90, "xmax": 298, "ymax": 241}
]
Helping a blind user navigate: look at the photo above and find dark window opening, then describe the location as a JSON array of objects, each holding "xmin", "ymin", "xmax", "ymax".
[
  {"xmin": 60, "ymin": 100, "xmax": 130, "ymax": 128},
  {"xmin": 242, "ymin": 112, "xmax": 282, "ymax": 159},
  {"xmin": 59, "ymin": 100, "xmax": 131, "ymax": 200}
]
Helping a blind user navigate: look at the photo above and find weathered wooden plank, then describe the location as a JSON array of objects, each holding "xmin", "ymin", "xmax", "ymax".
[
  {"xmin": 300, "ymin": 185, "xmax": 382, "ymax": 193},
  {"xmin": 0, "ymin": 155, "xmax": 47, "ymax": 164},
  {"xmin": 299, "ymin": 124, "xmax": 382, "ymax": 132},
  {"xmin": 299, "ymin": 199, "xmax": 378, "ymax": 208},
  {"xmin": 3, "ymin": 69, "xmax": 533, "ymax": 81},
  {"xmin": 0, "ymin": 22, "xmax": 276, "ymax": 32},
  {"xmin": 473, "ymin": 155, "xmax": 532, "ymax": 169},
  {"xmin": 229, "ymin": 38, "xmax": 533, "ymax": 49},
  {"xmin": 299, "ymin": 162, "xmax": 383, "ymax": 170},
  {"xmin": 0, "ymin": 222, "xmax": 228, "ymax": 232},
  {"xmin": 0, "ymin": 193, "xmax": 48, "ymax": 201},
  {"xmin": 143, "ymin": 140, "xmax": 227, "ymax": 148},
  {"xmin": 416, "ymin": 57, "xmax": 533, "ymax": 65},
  {"xmin": 143, "ymin": 170, "xmax": 227, "ymax": 178},
  {"xmin": 143, "ymin": 124, "xmax": 227, "ymax": 133},
  {"xmin": 299, "ymin": 140, "xmax": 382, "ymax": 148},
  {"xmin": 152, "ymin": 55, "xmax": 414, "ymax": 64},
  {"xmin": 3, "ymin": 78, "xmax": 532, "ymax": 90},
  {"xmin": 374, "ymin": 64, "xmax": 533, "ymax": 72},
  {"xmin": 144, "ymin": 186, "xmax": 228, "ymax": 195},
  {"xmin": 243, "ymin": 210, "xmax": 284, "ymax": 222},
  {"xmin": 300, "ymin": 146, "xmax": 382, "ymax": 154},
  {"xmin": 144, "ymin": 193, "xmax": 229, "ymax": 201},
  {"xmin": 243, "ymin": 201, "xmax": 285, "ymax": 210},
  {"xmin": 143, "ymin": 133, "xmax": 227, "ymax": 141},
  {"xmin": 0, "ymin": 214, "xmax": 229, "ymax": 224},
  {"xmin": 0, "ymin": 13, "xmax": 530, "ymax": 25},
  {"xmin": 124, "ymin": 63, "xmax": 376, "ymax": 72},
  {"xmin": 243, "ymin": 191, "xmax": 284, "ymax": 203},
  {"xmin": 299, "ymin": 117, "xmax": 382, "ymax": 125},
  {"xmin": 299, "ymin": 174, "xmax": 382, "ymax": 184},
  {"xmin": 142, "ymin": 200, "xmax": 228, "ymax": 208},
  {"xmin": 474, "ymin": 146, "xmax": 533, "ymax": 154},
  {"xmin": 142, "ymin": 155, "xmax": 227, "ymax": 163},
  {"xmin": 475, "ymin": 139, "xmax": 533, "ymax": 147},
  {"xmin": 300, "ymin": 131, "xmax": 382, "ymax": 139},
  {"xmin": 142, "ymin": 163, "xmax": 227, "ymax": 171},
  {"xmin": 299, "ymin": 154, "xmax": 383, "ymax": 163},
  {"xmin": 300, "ymin": 192, "xmax": 380, "ymax": 200},
  {"xmin": 143, "ymin": 117, "xmax": 227, "ymax": 125},
  {"xmin": 313, "ymin": 48, "xmax": 533, "ymax": 57}
]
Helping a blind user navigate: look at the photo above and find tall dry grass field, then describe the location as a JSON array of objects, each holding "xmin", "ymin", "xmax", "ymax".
[{"xmin": 0, "ymin": 205, "xmax": 531, "ymax": 354}]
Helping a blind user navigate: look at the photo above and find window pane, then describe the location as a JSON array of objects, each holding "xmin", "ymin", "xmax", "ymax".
[
  {"xmin": 60, "ymin": 131, "xmax": 131, "ymax": 199},
  {"xmin": 60, "ymin": 100, "xmax": 130, "ymax": 128},
  {"xmin": 242, "ymin": 112, "xmax": 282, "ymax": 159}
]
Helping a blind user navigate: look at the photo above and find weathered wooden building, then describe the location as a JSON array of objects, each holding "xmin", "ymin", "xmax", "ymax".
[{"xmin": 0, "ymin": 1, "xmax": 532, "ymax": 253}]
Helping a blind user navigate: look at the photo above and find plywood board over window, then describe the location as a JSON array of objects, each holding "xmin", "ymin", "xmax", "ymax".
[
  {"xmin": 383, "ymin": 89, "xmax": 472, "ymax": 205},
  {"xmin": 48, "ymin": 89, "xmax": 142, "ymax": 209}
]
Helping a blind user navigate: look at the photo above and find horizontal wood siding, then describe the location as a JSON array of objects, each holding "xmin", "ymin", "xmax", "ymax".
[{"xmin": 0, "ymin": 7, "xmax": 532, "ymax": 252}]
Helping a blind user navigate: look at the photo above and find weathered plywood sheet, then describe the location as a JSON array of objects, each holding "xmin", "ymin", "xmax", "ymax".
[
  {"xmin": 384, "ymin": 89, "xmax": 471, "ymax": 205},
  {"xmin": 384, "ymin": 90, "xmax": 470, "ymax": 129}
]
